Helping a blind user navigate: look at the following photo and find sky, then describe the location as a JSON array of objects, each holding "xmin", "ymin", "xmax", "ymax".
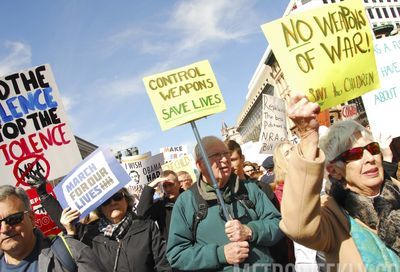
[{"xmin": 0, "ymin": 0, "xmax": 289, "ymax": 156}]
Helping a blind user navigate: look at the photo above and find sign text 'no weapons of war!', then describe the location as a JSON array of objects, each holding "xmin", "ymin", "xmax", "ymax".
[
  {"xmin": 261, "ymin": 0, "xmax": 380, "ymax": 110},
  {"xmin": 143, "ymin": 60, "xmax": 226, "ymax": 131},
  {"xmin": 0, "ymin": 64, "xmax": 81, "ymax": 187}
]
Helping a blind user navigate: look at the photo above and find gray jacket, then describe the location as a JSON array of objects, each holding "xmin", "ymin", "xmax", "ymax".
[{"xmin": 1, "ymin": 229, "xmax": 105, "ymax": 272}]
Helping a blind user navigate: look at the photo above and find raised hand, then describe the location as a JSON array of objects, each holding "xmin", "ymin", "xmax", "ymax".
[{"xmin": 60, "ymin": 207, "xmax": 80, "ymax": 235}]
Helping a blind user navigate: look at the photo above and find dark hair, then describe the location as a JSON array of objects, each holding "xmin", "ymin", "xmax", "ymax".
[
  {"xmin": 161, "ymin": 170, "xmax": 178, "ymax": 182},
  {"xmin": 96, "ymin": 187, "xmax": 135, "ymax": 217},
  {"xmin": 224, "ymin": 139, "xmax": 243, "ymax": 157}
]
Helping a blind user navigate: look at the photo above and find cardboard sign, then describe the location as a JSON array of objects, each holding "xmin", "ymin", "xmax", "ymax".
[
  {"xmin": 259, "ymin": 95, "xmax": 288, "ymax": 154},
  {"xmin": 261, "ymin": 1, "xmax": 380, "ymax": 110},
  {"xmin": 341, "ymin": 103, "xmax": 358, "ymax": 119},
  {"xmin": 162, "ymin": 154, "xmax": 197, "ymax": 182},
  {"xmin": 143, "ymin": 60, "xmax": 226, "ymax": 130},
  {"xmin": 160, "ymin": 145, "xmax": 188, "ymax": 163},
  {"xmin": 362, "ymin": 35, "xmax": 400, "ymax": 139},
  {"xmin": 122, "ymin": 153, "xmax": 164, "ymax": 187},
  {"xmin": 0, "ymin": 64, "xmax": 82, "ymax": 187},
  {"xmin": 54, "ymin": 147, "xmax": 130, "ymax": 220}
]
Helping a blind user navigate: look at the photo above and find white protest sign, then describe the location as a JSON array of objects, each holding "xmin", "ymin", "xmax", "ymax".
[
  {"xmin": 362, "ymin": 36, "xmax": 400, "ymax": 139},
  {"xmin": 122, "ymin": 153, "xmax": 164, "ymax": 187},
  {"xmin": 160, "ymin": 145, "xmax": 188, "ymax": 162},
  {"xmin": 0, "ymin": 64, "xmax": 81, "ymax": 188},
  {"xmin": 54, "ymin": 147, "xmax": 131, "ymax": 220},
  {"xmin": 259, "ymin": 94, "xmax": 288, "ymax": 154}
]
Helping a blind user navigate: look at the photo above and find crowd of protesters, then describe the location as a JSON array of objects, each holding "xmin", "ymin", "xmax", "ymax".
[{"xmin": 1, "ymin": 94, "xmax": 400, "ymax": 271}]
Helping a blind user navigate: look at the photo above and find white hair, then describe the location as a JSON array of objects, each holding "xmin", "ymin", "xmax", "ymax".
[
  {"xmin": 193, "ymin": 136, "xmax": 223, "ymax": 161},
  {"xmin": 319, "ymin": 120, "xmax": 374, "ymax": 162}
]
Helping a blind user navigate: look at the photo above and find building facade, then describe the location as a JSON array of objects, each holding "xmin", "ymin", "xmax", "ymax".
[{"xmin": 229, "ymin": 0, "xmax": 399, "ymax": 145}]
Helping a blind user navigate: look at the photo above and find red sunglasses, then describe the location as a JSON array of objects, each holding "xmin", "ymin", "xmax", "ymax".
[{"xmin": 331, "ymin": 142, "xmax": 381, "ymax": 163}]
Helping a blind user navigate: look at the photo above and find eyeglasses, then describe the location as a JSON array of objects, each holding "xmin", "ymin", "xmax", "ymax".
[
  {"xmin": 207, "ymin": 152, "xmax": 230, "ymax": 161},
  {"xmin": 101, "ymin": 192, "xmax": 125, "ymax": 206},
  {"xmin": 0, "ymin": 211, "xmax": 28, "ymax": 226},
  {"xmin": 331, "ymin": 142, "xmax": 381, "ymax": 163}
]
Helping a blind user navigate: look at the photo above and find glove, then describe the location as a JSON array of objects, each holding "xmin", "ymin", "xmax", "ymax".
[{"xmin": 26, "ymin": 168, "xmax": 48, "ymax": 196}]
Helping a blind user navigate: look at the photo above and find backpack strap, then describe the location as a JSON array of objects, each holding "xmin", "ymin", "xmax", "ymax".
[
  {"xmin": 49, "ymin": 235, "xmax": 77, "ymax": 272},
  {"xmin": 189, "ymin": 185, "xmax": 209, "ymax": 243},
  {"xmin": 234, "ymin": 181, "xmax": 255, "ymax": 211}
]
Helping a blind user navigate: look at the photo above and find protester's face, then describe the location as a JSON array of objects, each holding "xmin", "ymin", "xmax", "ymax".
[
  {"xmin": 100, "ymin": 191, "xmax": 128, "ymax": 224},
  {"xmin": 0, "ymin": 195, "xmax": 35, "ymax": 257},
  {"xmin": 229, "ymin": 150, "xmax": 244, "ymax": 177},
  {"xmin": 162, "ymin": 173, "xmax": 181, "ymax": 201},
  {"xmin": 197, "ymin": 140, "xmax": 232, "ymax": 188},
  {"xmin": 243, "ymin": 165, "xmax": 255, "ymax": 176},
  {"xmin": 341, "ymin": 135, "xmax": 384, "ymax": 196},
  {"xmin": 178, "ymin": 174, "xmax": 193, "ymax": 190},
  {"xmin": 282, "ymin": 143, "xmax": 294, "ymax": 161}
]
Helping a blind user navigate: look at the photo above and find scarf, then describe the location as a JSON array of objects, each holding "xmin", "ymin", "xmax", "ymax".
[
  {"xmin": 99, "ymin": 211, "xmax": 134, "ymax": 241},
  {"xmin": 329, "ymin": 178, "xmax": 400, "ymax": 256},
  {"xmin": 198, "ymin": 174, "xmax": 239, "ymax": 203}
]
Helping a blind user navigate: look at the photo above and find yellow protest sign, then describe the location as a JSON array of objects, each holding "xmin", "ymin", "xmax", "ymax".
[
  {"xmin": 261, "ymin": 1, "xmax": 380, "ymax": 110},
  {"xmin": 143, "ymin": 60, "xmax": 226, "ymax": 131},
  {"xmin": 161, "ymin": 155, "xmax": 197, "ymax": 183}
]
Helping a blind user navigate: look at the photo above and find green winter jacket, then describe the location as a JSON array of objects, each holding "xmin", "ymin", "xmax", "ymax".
[{"xmin": 166, "ymin": 174, "xmax": 283, "ymax": 271}]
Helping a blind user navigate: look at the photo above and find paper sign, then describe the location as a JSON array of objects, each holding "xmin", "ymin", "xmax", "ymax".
[
  {"xmin": 162, "ymin": 154, "xmax": 197, "ymax": 182},
  {"xmin": 261, "ymin": 1, "xmax": 380, "ymax": 110},
  {"xmin": 259, "ymin": 94, "xmax": 288, "ymax": 154},
  {"xmin": 362, "ymin": 35, "xmax": 400, "ymax": 139},
  {"xmin": 160, "ymin": 145, "xmax": 188, "ymax": 162},
  {"xmin": 0, "ymin": 64, "xmax": 82, "ymax": 188},
  {"xmin": 143, "ymin": 60, "xmax": 226, "ymax": 130},
  {"xmin": 122, "ymin": 153, "xmax": 164, "ymax": 187},
  {"xmin": 54, "ymin": 147, "xmax": 130, "ymax": 220}
]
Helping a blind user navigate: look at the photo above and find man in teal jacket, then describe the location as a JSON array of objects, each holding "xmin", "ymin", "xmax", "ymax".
[{"xmin": 166, "ymin": 136, "xmax": 283, "ymax": 271}]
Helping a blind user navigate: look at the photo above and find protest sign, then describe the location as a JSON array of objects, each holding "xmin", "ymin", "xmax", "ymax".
[
  {"xmin": 259, "ymin": 94, "xmax": 288, "ymax": 154},
  {"xmin": 143, "ymin": 60, "xmax": 226, "ymax": 130},
  {"xmin": 122, "ymin": 153, "xmax": 164, "ymax": 186},
  {"xmin": 341, "ymin": 103, "xmax": 358, "ymax": 119},
  {"xmin": 261, "ymin": 1, "xmax": 380, "ymax": 110},
  {"xmin": 26, "ymin": 185, "xmax": 61, "ymax": 236},
  {"xmin": 162, "ymin": 154, "xmax": 197, "ymax": 182},
  {"xmin": 0, "ymin": 64, "xmax": 81, "ymax": 187},
  {"xmin": 54, "ymin": 147, "xmax": 130, "ymax": 220},
  {"xmin": 160, "ymin": 145, "xmax": 188, "ymax": 162},
  {"xmin": 362, "ymin": 35, "xmax": 400, "ymax": 139}
]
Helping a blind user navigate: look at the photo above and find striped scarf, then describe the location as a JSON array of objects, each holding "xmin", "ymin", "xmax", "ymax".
[{"xmin": 99, "ymin": 211, "xmax": 134, "ymax": 241}]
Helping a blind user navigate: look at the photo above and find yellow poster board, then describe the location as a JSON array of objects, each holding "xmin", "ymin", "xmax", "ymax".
[
  {"xmin": 143, "ymin": 60, "xmax": 226, "ymax": 131},
  {"xmin": 161, "ymin": 155, "xmax": 197, "ymax": 183},
  {"xmin": 261, "ymin": 1, "xmax": 380, "ymax": 110}
]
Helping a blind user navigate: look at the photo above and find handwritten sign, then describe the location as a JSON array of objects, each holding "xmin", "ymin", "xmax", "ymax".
[
  {"xmin": 143, "ymin": 60, "xmax": 226, "ymax": 130},
  {"xmin": 261, "ymin": 1, "xmax": 380, "ymax": 110},
  {"xmin": 362, "ymin": 35, "xmax": 400, "ymax": 139},
  {"xmin": 341, "ymin": 103, "xmax": 358, "ymax": 119},
  {"xmin": 162, "ymin": 154, "xmax": 197, "ymax": 182},
  {"xmin": 160, "ymin": 145, "xmax": 188, "ymax": 162},
  {"xmin": 259, "ymin": 94, "xmax": 288, "ymax": 154},
  {"xmin": 54, "ymin": 147, "xmax": 130, "ymax": 220},
  {"xmin": 0, "ymin": 64, "xmax": 81, "ymax": 187}
]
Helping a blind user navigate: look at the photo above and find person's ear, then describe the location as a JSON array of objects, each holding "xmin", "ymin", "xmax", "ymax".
[{"xmin": 326, "ymin": 162, "xmax": 344, "ymax": 180}]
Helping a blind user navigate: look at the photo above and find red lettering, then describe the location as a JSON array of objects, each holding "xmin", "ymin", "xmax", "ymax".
[{"xmin": 28, "ymin": 133, "xmax": 44, "ymax": 153}]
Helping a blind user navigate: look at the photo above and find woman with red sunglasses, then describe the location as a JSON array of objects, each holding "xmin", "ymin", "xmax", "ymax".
[{"xmin": 280, "ymin": 94, "xmax": 400, "ymax": 271}]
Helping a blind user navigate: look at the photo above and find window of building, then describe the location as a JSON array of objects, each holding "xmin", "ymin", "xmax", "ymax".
[
  {"xmin": 397, "ymin": 22, "xmax": 400, "ymax": 27},
  {"xmin": 376, "ymin": 8, "xmax": 382, "ymax": 18},
  {"xmin": 364, "ymin": 0, "xmax": 368, "ymax": 2},
  {"xmin": 368, "ymin": 8, "xmax": 375, "ymax": 19},
  {"xmin": 379, "ymin": 0, "xmax": 383, "ymax": 2},
  {"xmin": 372, "ymin": 0, "xmax": 376, "ymax": 3},
  {"xmin": 383, "ymin": 8, "xmax": 389, "ymax": 18},
  {"xmin": 323, "ymin": 0, "xmax": 328, "ymax": 3},
  {"xmin": 398, "ymin": 7, "xmax": 400, "ymax": 16},
  {"xmin": 331, "ymin": 0, "xmax": 335, "ymax": 2},
  {"xmin": 391, "ymin": 7, "xmax": 397, "ymax": 17}
]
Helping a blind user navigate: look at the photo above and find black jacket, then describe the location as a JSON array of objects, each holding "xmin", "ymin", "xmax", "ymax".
[
  {"xmin": 40, "ymin": 194, "xmax": 171, "ymax": 272},
  {"xmin": 137, "ymin": 186, "xmax": 183, "ymax": 241}
]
